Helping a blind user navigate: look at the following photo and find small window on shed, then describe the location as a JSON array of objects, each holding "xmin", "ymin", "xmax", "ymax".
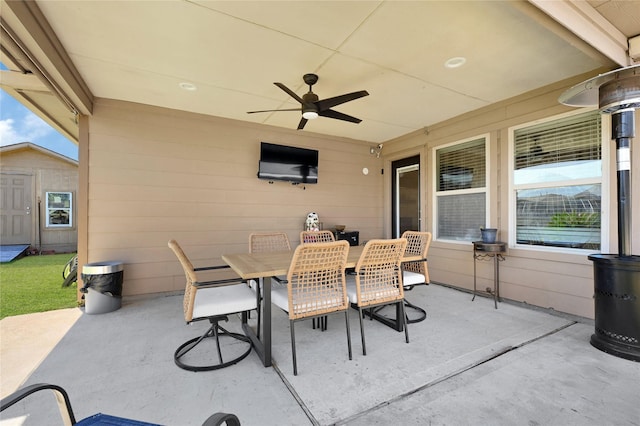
[{"xmin": 46, "ymin": 192, "xmax": 72, "ymax": 227}]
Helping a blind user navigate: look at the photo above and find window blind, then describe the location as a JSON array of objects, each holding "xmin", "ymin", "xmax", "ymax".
[{"xmin": 514, "ymin": 110, "xmax": 601, "ymax": 171}]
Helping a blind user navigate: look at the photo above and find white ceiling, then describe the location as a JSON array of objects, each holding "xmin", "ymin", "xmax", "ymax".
[{"xmin": 1, "ymin": 0, "xmax": 639, "ymax": 144}]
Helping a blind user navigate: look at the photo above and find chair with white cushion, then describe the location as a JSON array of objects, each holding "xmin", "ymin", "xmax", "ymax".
[
  {"xmin": 401, "ymin": 231, "xmax": 432, "ymax": 323},
  {"xmin": 169, "ymin": 239, "xmax": 258, "ymax": 371},
  {"xmin": 346, "ymin": 238, "xmax": 408, "ymax": 355},
  {"xmin": 271, "ymin": 240, "xmax": 352, "ymax": 375},
  {"xmin": 300, "ymin": 230, "xmax": 336, "ymax": 330}
]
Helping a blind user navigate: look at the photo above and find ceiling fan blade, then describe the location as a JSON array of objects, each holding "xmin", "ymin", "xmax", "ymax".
[
  {"xmin": 318, "ymin": 109, "xmax": 362, "ymax": 124},
  {"xmin": 297, "ymin": 117, "xmax": 308, "ymax": 130},
  {"xmin": 316, "ymin": 90, "xmax": 369, "ymax": 111},
  {"xmin": 274, "ymin": 83, "xmax": 305, "ymax": 104},
  {"xmin": 247, "ymin": 108, "xmax": 300, "ymax": 114}
]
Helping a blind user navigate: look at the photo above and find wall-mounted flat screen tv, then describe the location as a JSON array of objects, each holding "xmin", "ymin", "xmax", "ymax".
[{"xmin": 257, "ymin": 142, "xmax": 318, "ymax": 184}]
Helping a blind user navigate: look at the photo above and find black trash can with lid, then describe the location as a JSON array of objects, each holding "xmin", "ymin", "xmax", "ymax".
[{"xmin": 81, "ymin": 261, "xmax": 124, "ymax": 314}]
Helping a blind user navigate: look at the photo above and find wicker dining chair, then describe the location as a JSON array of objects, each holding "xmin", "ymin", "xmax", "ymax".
[
  {"xmin": 248, "ymin": 232, "xmax": 291, "ymax": 288},
  {"xmin": 300, "ymin": 230, "xmax": 336, "ymax": 330},
  {"xmin": 271, "ymin": 240, "xmax": 352, "ymax": 375},
  {"xmin": 346, "ymin": 238, "xmax": 408, "ymax": 355},
  {"xmin": 400, "ymin": 231, "xmax": 432, "ymax": 323},
  {"xmin": 168, "ymin": 240, "xmax": 258, "ymax": 371},
  {"xmin": 249, "ymin": 232, "xmax": 291, "ymax": 253},
  {"xmin": 300, "ymin": 230, "xmax": 335, "ymax": 244}
]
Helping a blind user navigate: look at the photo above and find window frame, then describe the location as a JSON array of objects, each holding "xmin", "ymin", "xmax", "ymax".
[
  {"xmin": 45, "ymin": 191, "xmax": 73, "ymax": 228},
  {"xmin": 432, "ymin": 134, "xmax": 490, "ymax": 244},
  {"xmin": 508, "ymin": 108, "xmax": 610, "ymax": 254}
]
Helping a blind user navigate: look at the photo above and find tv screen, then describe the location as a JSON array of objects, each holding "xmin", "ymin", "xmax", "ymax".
[{"xmin": 257, "ymin": 142, "xmax": 318, "ymax": 184}]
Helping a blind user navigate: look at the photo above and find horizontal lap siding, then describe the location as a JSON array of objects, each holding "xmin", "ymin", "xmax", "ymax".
[
  {"xmin": 86, "ymin": 99, "xmax": 383, "ymax": 295},
  {"xmin": 384, "ymin": 71, "xmax": 624, "ymax": 320}
]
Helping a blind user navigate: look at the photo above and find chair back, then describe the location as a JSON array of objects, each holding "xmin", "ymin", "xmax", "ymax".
[
  {"xmin": 168, "ymin": 239, "xmax": 198, "ymax": 322},
  {"xmin": 401, "ymin": 231, "xmax": 432, "ymax": 283},
  {"xmin": 300, "ymin": 230, "xmax": 335, "ymax": 244},
  {"xmin": 286, "ymin": 240, "xmax": 350, "ymax": 320},
  {"xmin": 249, "ymin": 232, "xmax": 291, "ymax": 253},
  {"xmin": 354, "ymin": 238, "xmax": 407, "ymax": 307}
]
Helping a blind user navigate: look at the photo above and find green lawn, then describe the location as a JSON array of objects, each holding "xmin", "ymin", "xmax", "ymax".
[{"xmin": 0, "ymin": 253, "xmax": 78, "ymax": 319}]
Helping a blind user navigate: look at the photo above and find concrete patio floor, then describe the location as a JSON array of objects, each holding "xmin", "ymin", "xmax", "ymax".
[{"xmin": 1, "ymin": 283, "xmax": 639, "ymax": 425}]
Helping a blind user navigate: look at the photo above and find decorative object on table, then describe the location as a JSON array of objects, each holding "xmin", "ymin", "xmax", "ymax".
[
  {"xmin": 168, "ymin": 240, "xmax": 258, "ymax": 371},
  {"xmin": 334, "ymin": 225, "xmax": 346, "ymax": 232},
  {"xmin": 335, "ymin": 230, "xmax": 359, "ymax": 246},
  {"xmin": 346, "ymin": 238, "xmax": 409, "ymax": 355},
  {"xmin": 305, "ymin": 212, "xmax": 320, "ymax": 231},
  {"xmin": 480, "ymin": 227, "xmax": 498, "ymax": 243},
  {"xmin": 271, "ymin": 240, "xmax": 352, "ymax": 375}
]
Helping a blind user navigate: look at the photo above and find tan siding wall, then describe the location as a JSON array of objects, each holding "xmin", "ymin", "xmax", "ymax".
[
  {"xmin": 0, "ymin": 147, "xmax": 78, "ymax": 252},
  {"xmin": 382, "ymin": 70, "xmax": 640, "ymax": 319},
  {"xmin": 85, "ymin": 99, "xmax": 383, "ymax": 296}
]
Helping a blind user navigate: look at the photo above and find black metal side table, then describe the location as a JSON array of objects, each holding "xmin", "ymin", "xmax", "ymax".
[{"xmin": 472, "ymin": 241, "xmax": 506, "ymax": 309}]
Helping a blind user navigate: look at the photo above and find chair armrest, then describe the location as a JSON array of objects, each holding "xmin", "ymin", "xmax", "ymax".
[
  {"xmin": 202, "ymin": 412, "xmax": 241, "ymax": 426},
  {"xmin": 401, "ymin": 257, "xmax": 428, "ymax": 265},
  {"xmin": 193, "ymin": 278, "xmax": 245, "ymax": 288},
  {"xmin": 194, "ymin": 265, "xmax": 232, "ymax": 272},
  {"xmin": 0, "ymin": 383, "xmax": 76, "ymax": 426}
]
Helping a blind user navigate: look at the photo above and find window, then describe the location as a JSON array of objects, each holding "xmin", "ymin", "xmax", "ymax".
[
  {"xmin": 434, "ymin": 137, "xmax": 487, "ymax": 241},
  {"xmin": 512, "ymin": 110, "xmax": 602, "ymax": 250},
  {"xmin": 46, "ymin": 192, "xmax": 73, "ymax": 227}
]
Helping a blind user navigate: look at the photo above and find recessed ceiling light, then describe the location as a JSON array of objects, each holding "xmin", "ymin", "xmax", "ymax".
[
  {"xmin": 179, "ymin": 82, "xmax": 197, "ymax": 91},
  {"xmin": 444, "ymin": 57, "xmax": 466, "ymax": 69}
]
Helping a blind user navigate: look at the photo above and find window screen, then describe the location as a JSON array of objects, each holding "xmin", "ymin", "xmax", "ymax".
[
  {"xmin": 46, "ymin": 192, "xmax": 73, "ymax": 227},
  {"xmin": 513, "ymin": 111, "xmax": 602, "ymax": 250},
  {"xmin": 435, "ymin": 137, "xmax": 487, "ymax": 241}
]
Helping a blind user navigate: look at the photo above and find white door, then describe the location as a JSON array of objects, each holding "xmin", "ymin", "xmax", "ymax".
[{"xmin": 0, "ymin": 174, "xmax": 32, "ymax": 245}]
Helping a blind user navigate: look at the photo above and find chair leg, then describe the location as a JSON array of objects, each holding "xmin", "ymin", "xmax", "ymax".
[
  {"xmin": 358, "ymin": 307, "xmax": 367, "ymax": 355},
  {"xmin": 290, "ymin": 320, "xmax": 298, "ymax": 376},
  {"xmin": 174, "ymin": 317, "xmax": 252, "ymax": 372},
  {"xmin": 400, "ymin": 301, "xmax": 410, "ymax": 344},
  {"xmin": 344, "ymin": 311, "xmax": 352, "ymax": 360},
  {"xmin": 213, "ymin": 323, "xmax": 223, "ymax": 365},
  {"xmin": 256, "ymin": 287, "xmax": 262, "ymax": 339}
]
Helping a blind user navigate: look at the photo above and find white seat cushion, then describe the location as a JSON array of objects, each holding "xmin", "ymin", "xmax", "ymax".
[
  {"xmin": 271, "ymin": 287, "xmax": 289, "ymax": 312},
  {"xmin": 403, "ymin": 271, "xmax": 426, "ymax": 286},
  {"xmin": 346, "ymin": 275, "xmax": 358, "ymax": 304},
  {"xmin": 193, "ymin": 284, "xmax": 257, "ymax": 319}
]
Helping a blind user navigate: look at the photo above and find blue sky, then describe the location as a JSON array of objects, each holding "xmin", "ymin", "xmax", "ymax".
[{"xmin": 1, "ymin": 64, "xmax": 78, "ymax": 160}]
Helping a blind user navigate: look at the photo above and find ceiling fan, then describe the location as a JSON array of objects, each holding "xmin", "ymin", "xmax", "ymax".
[{"xmin": 247, "ymin": 73, "xmax": 369, "ymax": 130}]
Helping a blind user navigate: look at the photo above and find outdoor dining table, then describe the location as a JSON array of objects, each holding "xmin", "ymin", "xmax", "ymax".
[{"xmin": 222, "ymin": 244, "xmax": 422, "ymax": 367}]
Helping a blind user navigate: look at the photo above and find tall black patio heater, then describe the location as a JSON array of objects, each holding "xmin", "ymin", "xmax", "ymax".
[{"xmin": 560, "ymin": 65, "xmax": 640, "ymax": 362}]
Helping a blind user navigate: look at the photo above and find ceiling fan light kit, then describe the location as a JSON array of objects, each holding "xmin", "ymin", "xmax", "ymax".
[{"xmin": 247, "ymin": 73, "xmax": 369, "ymax": 130}]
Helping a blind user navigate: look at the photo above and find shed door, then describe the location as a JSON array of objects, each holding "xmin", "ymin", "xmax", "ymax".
[{"xmin": 0, "ymin": 174, "xmax": 32, "ymax": 245}]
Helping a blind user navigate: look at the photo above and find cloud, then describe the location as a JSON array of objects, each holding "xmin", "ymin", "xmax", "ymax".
[
  {"xmin": 0, "ymin": 117, "xmax": 21, "ymax": 145},
  {"xmin": 0, "ymin": 109, "xmax": 55, "ymax": 146}
]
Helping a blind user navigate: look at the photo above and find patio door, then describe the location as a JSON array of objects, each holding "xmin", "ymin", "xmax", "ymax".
[
  {"xmin": 391, "ymin": 156, "xmax": 420, "ymax": 238},
  {"xmin": 0, "ymin": 174, "xmax": 32, "ymax": 244}
]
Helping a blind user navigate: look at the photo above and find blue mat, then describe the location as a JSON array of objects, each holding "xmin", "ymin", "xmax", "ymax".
[{"xmin": 0, "ymin": 245, "xmax": 30, "ymax": 263}]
